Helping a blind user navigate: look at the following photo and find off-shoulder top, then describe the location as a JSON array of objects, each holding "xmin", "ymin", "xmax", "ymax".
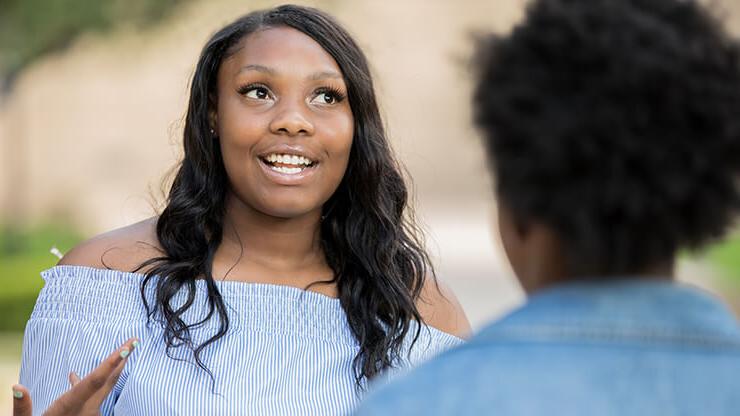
[{"xmin": 19, "ymin": 265, "xmax": 462, "ymax": 415}]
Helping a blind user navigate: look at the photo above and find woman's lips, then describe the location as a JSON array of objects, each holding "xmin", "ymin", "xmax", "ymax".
[{"xmin": 257, "ymin": 157, "xmax": 319, "ymax": 185}]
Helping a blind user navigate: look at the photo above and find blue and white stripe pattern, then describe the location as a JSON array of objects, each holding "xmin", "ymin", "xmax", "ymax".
[{"xmin": 19, "ymin": 265, "xmax": 462, "ymax": 415}]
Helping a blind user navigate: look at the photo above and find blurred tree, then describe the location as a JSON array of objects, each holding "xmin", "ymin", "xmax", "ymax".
[
  {"xmin": 0, "ymin": 0, "xmax": 190, "ymax": 250},
  {"xmin": 0, "ymin": 0, "xmax": 191, "ymax": 93}
]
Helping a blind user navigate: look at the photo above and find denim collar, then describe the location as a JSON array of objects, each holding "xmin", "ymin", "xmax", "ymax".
[{"xmin": 476, "ymin": 279, "xmax": 740, "ymax": 349}]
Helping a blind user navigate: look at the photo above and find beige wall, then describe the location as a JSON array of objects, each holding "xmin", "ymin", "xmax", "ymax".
[{"xmin": 0, "ymin": 0, "xmax": 528, "ymax": 231}]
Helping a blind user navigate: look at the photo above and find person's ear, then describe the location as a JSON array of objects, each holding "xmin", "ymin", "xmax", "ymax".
[
  {"xmin": 208, "ymin": 93, "xmax": 218, "ymax": 135},
  {"xmin": 513, "ymin": 214, "xmax": 530, "ymax": 240},
  {"xmin": 501, "ymin": 201, "xmax": 530, "ymax": 241},
  {"xmin": 208, "ymin": 112, "xmax": 218, "ymax": 137}
]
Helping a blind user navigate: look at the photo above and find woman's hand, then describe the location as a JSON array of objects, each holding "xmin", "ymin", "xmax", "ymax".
[{"xmin": 12, "ymin": 338, "xmax": 138, "ymax": 416}]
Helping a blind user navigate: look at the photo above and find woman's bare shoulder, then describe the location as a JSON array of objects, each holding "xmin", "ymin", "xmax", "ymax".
[
  {"xmin": 417, "ymin": 277, "xmax": 472, "ymax": 339},
  {"xmin": 57, "ymin": 217, "xmax": 164, "ymax": 273}
]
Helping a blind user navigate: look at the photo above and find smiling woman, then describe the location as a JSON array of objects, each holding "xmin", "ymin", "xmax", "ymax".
[
  {"xmin": 216, "ymin": 26, "xmax": 353, "ymax": 220},
  {"xmin": 12, "ymin": 5, "xmax": 469, "ymax": 416}
]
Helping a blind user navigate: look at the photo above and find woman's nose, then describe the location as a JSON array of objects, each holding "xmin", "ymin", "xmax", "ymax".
[{"xmin": 269, "ymin": 102, "xmax": 315, "ymax": 137}]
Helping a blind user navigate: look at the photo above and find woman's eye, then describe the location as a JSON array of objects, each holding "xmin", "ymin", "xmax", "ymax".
[
  {"xmin": 244, "ymin": 86, "xmax": 270, "ymax": 100},
  {"xmin": 316, "ymin": 92, "xmax": 335, "ymax": 104},
  {"xmin": 311, "ymin": 91, "xmax": 342, "ymax": 105}
]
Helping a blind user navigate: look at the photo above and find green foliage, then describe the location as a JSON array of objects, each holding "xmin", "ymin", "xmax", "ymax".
[
  {"xmin": 706, "ymin": 233, "xmax": 740, "ymax": 282},
  {"xmin": 0, "ymin": 0, "xmax": 189, "ymax": 89},
  {"xmin": 0, "ymin": 224, "xmax": 83, "ymax": 331}
]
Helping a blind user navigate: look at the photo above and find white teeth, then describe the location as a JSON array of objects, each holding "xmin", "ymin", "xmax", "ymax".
[
  {"xmin": 270, "ymin": 165, "xmax": 304, "ymax": 174},
  {"xmin": 264, "ymin": 153, "xmax": 314, "ymax": 166}
]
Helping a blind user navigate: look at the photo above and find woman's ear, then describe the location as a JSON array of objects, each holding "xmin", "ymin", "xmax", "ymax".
[
  {"xmin": 208, "ymin": 111, "xmax": 219, "ymax": 138},
  {"xmin": 208, "ymin": 93, "xmax": 219, "ymax": 133}
]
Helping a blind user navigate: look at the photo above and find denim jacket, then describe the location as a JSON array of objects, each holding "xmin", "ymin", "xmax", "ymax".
[{"xmin": 355, "ymin": 279, "xmax": 740, "ymax": 415}]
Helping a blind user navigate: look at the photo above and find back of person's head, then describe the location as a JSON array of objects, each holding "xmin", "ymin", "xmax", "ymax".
[{"xmin": 474, "ymin": 0, "xmax": 740, "ymax": 279}]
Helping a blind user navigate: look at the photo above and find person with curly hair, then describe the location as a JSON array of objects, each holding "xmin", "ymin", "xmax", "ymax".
[
  {"xmin": 10, "ymin": 5, "xmax": 469, "ymax": 415},
  {"xmin": 356, "ymin": 0, "xmax": 740, "ymax": 414}
]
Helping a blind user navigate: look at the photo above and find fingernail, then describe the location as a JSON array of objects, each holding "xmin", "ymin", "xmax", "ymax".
[
  {"xmin": 120, "ymin": 348, "xmax": 130, "ymax": 358},
  {"xmin": 132, "ymin": 340, "xmax": 140, "ymax": 349},
  {"xmin": 12, "ymin": 389, "xmax": 23, "ymax": 399}
]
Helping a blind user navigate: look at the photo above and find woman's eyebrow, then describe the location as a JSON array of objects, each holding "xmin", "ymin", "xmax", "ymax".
[
  {"xmin": 237, "ymin": 64, "xmax": 276, "ymax": 76},
  {"xmin": 308, "ymin": 70, "xmax": 343, "ymax": 81},
  {"xmin": 236, "ymin": 65, "xmax": 342, "ymax": 82}
]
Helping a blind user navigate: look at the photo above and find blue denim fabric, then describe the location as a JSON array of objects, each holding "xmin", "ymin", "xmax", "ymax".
[{"xmin": 355, "ymin": 280, "xmax": 740, "ymax": 415}]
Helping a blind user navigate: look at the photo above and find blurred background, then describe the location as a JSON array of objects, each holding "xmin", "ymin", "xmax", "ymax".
[{"xmin": 1, "ymin": 0, "xmax": 739, "ymax": 413}]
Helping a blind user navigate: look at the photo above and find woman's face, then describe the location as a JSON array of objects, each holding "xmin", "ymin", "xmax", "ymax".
[{"xmin": 214, "ymin": 26, "xmax": 354, "ymax": 219}]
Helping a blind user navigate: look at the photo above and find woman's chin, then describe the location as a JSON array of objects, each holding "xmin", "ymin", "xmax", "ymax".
[{"xmin": 257, "ymin": 201, "xmax": 323, "ymax": 221}]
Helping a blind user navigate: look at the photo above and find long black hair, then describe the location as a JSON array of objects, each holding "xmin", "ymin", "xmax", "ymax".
[{"xmin": 134, "ymin": 4, "xmax": 433, "ymax": 387}]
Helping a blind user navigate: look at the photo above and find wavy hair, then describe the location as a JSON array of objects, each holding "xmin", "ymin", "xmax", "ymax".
[{"xmin": 134, "ymin": 4, "xmax": 433, "ymax": 388}]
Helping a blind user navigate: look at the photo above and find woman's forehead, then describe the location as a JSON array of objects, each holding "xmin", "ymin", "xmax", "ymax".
[{"xmin": 222, "ymin": 26, "xmax": 344, "ymax": 81}]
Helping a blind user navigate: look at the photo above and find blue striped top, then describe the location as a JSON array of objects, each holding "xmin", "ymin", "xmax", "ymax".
[{"xmin": 19, "ymin": 265, "xmax": 462, "ymax": 415}]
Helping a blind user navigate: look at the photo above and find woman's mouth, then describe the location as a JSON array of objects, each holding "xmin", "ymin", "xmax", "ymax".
[{"xmin": 259, "ymin": 153, "xmax": 318, "ymax": 175}]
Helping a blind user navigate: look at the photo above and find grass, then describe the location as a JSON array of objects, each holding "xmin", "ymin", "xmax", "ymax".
[{"xmin": 0, "ymin": 224, "xmax": 83, "ymax": 332}]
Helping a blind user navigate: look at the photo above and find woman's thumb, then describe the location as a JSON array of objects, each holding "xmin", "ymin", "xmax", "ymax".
[{"xmin": 12, "ymin": 385, "xmax": 33, "ymax": 416}]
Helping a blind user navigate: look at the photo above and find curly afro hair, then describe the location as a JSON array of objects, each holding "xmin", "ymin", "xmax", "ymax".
[{"xmin": 474, "ymin": 0, "xmax": 740, "ymax": 276}]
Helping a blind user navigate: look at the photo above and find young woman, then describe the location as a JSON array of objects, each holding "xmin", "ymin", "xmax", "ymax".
[{"xmin": 12, "ymin": 5, "xmax": 469, "ymax": 415}]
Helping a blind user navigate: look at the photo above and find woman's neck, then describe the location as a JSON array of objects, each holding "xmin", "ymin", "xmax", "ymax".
[{"xmin": 213, "ymin": 193, "xmax": 328, "ymax": 280}]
